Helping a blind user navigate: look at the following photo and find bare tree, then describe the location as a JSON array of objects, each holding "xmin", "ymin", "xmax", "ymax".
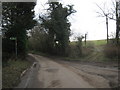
[
  {"xmin": 96, "ymin": 0, "xmax": 120, "ymax": 44},
  {"xmin": 109, "ymin": 0, "xmax": 120, "ymax": 44},
  {"xmin": 96, "ymin": 3, "xmax": 110, "ymax": 44}
]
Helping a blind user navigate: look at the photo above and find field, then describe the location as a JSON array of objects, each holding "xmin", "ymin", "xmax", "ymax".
[
  {"xmin": 86, "ymin": 39, "xmax": 107, "ymax": 46},
  {"xmin": 69, "ymin": 39, "xmax": 119, "ymax": 62},
  {"xmin": 70, "ymin": 39, "xmax": 107, "ymax": 46}
]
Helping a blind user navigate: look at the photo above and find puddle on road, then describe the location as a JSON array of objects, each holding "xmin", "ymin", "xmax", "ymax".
[{"xmin": 45, "ymin": 68, "xmax": 59, "ymax": 73}]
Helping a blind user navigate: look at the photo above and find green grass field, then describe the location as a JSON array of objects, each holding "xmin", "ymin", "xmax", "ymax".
[
  {"xmin": 69, "ymin": 39, "xmax": 119, "ymax": 62},
  {"xmin": 87, "ymin": 39, "xmax": 107, "ymax": 46},
  {"xmin": 70, "ymin": 39, "xmax": 107, "ymax": 46}
]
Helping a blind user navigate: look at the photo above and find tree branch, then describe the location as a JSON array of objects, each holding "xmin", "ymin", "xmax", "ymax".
[{"xmin": 95, "ymin": 3, "xmax": 106, "ymax": 16}]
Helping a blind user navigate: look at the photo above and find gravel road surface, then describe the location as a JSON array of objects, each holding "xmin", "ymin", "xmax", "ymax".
[{"xmin": 17, "ymin": 54, "xmax": 118, "ymax": 88}]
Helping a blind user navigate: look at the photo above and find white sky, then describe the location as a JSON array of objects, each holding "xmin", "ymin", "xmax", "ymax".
[{"xmin": 34, "ymin": 0, "xmax": 116, "ymax": 40}]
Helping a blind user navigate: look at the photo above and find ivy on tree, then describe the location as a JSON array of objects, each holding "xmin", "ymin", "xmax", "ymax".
[
  {"xmin": 39, "ymin": 2, "xmax": 76, "ymax": 56},
  {"xmin": 2, "ymin": 2, "xmax": 36, "ymax": 57}
]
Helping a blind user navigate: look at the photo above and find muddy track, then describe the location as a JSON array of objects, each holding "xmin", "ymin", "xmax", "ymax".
[
  {"xmin": 52, "ymin": 60, "xmax": 119, "ymax": 88},
  {"xmin": 16, "ymin": 54, "xmax": 118, "ymax": 88}
]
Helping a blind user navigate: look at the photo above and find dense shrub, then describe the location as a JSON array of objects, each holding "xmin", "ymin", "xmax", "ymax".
[
  {"xmin": 86, "ymin": 42, "xmax": 95, "ymax": 48},
  {"xmin": 82, "ymin": 42, "xmax": 94, "ymax": 56},
  {"xmin": 68, "ymin": 44, "xmax": 81, "ymax": 58},
  {"xmin": 103, "ymin": 44, "xmax": 120, "ymax": 59},
  {"xmin": 82, "ymin": 47, "xmax": 94, "ymax": 56}
]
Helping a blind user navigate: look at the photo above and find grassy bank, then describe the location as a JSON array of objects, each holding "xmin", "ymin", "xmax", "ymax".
[
  {"xmin": 68, "ymin": 39, "xmax": 119, "ymax": 62},
  {"xmin": 71, "ymin": 39, "xmax": 107, "ymax": 46},
  {"xmin": 87, "ymin": 39, "xmax": 107, "ymax": 46},
  {"xmin": 2, "ymin": 59, "xmax": 31, "ymax": 88}
]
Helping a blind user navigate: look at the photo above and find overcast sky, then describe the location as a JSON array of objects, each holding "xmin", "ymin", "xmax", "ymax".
[{"xmin": 34, "ymin": 0, "xmax": 116, "ymax": 40}]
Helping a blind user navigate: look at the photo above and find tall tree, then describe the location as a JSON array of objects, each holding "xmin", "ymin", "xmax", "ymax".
[
  {"xmin": 39, "ymin": 2, "xmax": 76, "ymax": 55},
  {"xmin": 115, "ymin": 0, "xmax": 120, "ymax": 44},
  {"xmin": 2, "ymin": 2, "xmax": 36, "ymax": 57}
]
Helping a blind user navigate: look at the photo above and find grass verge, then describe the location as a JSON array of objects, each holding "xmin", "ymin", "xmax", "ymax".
[{"xmin": 2, "ymin": 59, "xmax": 31, "ymax": 88}]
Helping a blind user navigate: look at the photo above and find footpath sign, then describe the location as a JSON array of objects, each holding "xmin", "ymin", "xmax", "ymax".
[
  {"xmin": 10, "ymin": 37, "xmax": 17, "ymax": 59},
  {"xmin": 10, "ymin": 37, "xmax": 17, "ymax": 40}
]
